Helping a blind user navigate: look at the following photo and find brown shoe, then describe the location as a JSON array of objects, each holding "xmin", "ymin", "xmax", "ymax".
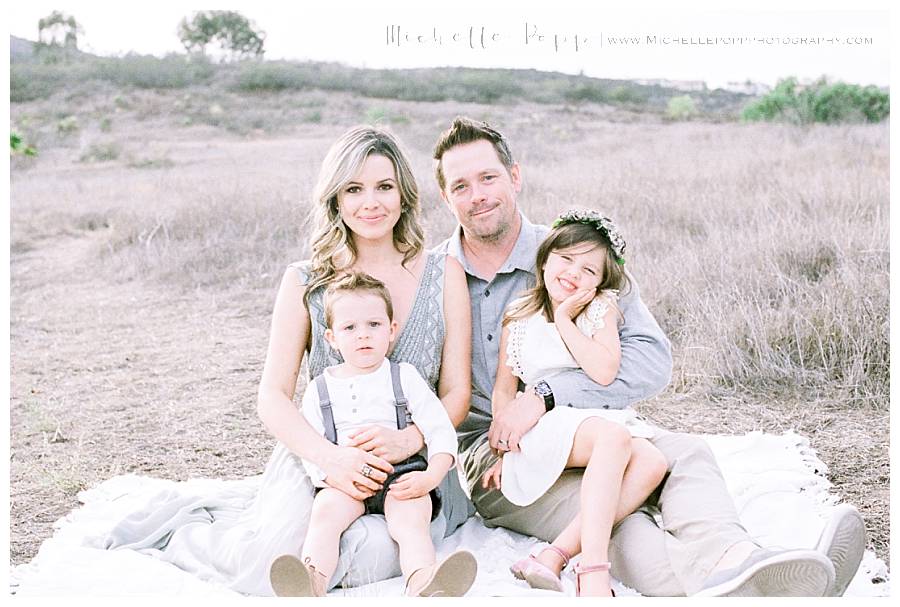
[
  {"xmin": 405, "ymin": 550, "xmax": 478, "ymax": 597},
  {"xmin": 269, "ymin": 555, "xmax": 327, "ymax": 597}
]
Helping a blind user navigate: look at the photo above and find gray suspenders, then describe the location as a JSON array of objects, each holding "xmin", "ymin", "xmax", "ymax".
[{"xmin": 315, "ymin": 360, "xmax": 411, "ymax": 445}]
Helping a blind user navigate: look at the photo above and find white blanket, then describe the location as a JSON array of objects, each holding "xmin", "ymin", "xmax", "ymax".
[{"xmin": 8, "ymin": 431, "xmax": 890, "ymax": 597}]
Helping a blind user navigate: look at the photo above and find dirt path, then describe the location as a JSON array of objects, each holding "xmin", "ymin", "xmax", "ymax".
[{"xmin": 9, "ymin": 229, "xmax": 278, "ymax": 564}]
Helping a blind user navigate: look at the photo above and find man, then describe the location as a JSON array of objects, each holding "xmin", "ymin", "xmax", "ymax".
[{"xmin": 431, "ymin": 116, "xmax": 865, "ymax": 597}]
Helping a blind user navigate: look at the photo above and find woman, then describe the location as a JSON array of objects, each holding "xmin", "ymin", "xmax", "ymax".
[
  {"xmin": 104, "ymin": 125, "xmax": 472, "ymax": 595},
  {"xmin": 256, "ymin": 125, "xmax": 472, "ymax": 592}
]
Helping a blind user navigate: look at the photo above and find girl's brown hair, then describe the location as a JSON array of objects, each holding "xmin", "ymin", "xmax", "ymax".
[{"xmin": 503, "ymin": 222, "xmax": 629, "ymax": 325}]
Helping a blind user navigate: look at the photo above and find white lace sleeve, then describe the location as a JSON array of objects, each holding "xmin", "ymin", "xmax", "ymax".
[
  {"xmin": 580, "ymin": 290, "xmax": 619, "ymax": 336},
  {"xmin": 505, "ymin": 318, "xmax": 527, "ymax": 379}
]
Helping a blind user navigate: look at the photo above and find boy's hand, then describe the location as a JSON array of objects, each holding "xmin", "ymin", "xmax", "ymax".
[
  {"xmin": 481, "ymin": 457, "xmax": 503, "ymax": 491},
  {"xmin": 388, "ymin": 470, "xmax": 438, "ymax": 500},
  {"xmin": 347, "ymin": 425, "xmax": 422, "ymax": 464}
]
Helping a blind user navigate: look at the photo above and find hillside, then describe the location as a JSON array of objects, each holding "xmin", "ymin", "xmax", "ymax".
[{"xmin": 10, "ymin": 35, "xmax": 752, "ymax": 119}]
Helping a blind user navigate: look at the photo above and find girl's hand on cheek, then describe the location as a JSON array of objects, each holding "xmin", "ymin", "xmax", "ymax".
[{"xmin": 557, "ymin": 288, "xmax": 594, "ymax": 321}]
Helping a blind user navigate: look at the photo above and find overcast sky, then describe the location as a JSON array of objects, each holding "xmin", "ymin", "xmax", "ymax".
[{"xmin": 5, "ymin": 1, "xmax": 893, "ymax": 88}]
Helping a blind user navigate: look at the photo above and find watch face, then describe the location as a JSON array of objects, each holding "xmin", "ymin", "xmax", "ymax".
[{"xmin": 535, "ymin": 382, "xmax": 552, "ymax": 397}]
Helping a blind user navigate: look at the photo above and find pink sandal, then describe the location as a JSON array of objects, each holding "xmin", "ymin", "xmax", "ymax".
[
  {"xmin": 574, "ymin": 561, "xmax": 615, "ymax": 597},
  {"xmin": 509, "ymin": 545, "xmax": 572, "ymax": 592}
]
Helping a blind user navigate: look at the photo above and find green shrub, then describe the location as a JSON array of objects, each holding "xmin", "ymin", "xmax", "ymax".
[
  {"xmin": 10, "ymin": 63, "xmax": 69, "ymax": 101},
  {"xmin": 564, "ymin": 83, "xmax": 607, "ymax": 103},
  {"xmin": 742, "ymin": 77, "xmax": 889, "ymax": 124},
  {"xmin": 666, "ymin": 95, "xmax": 698, "ymax": 120},
  {"xmin": 57, "ymin": 115, "xmax": 79, "ymax": 134},
  {"xmin": 608, "ymin": 85, "xmax": 646, "ymax": 104},
  {"xmin": 233, "ymin": 61, "xmax": 312, "ymax": 91},
  {"xmin": 10, "ymin": 131, "xmax": 38, "ymax": 156},
  {"xmin": 79, "ymin": 142, "xmax": 120, "ymax": 162},
  {"xmin": 89, "ymin": 54, "xmax": 215, "ymax": 89}
]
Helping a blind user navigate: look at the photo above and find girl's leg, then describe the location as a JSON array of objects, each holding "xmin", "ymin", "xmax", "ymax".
[
  {"xmin": 529, "ymin": 418, "xmax": 632, "ymax": 595},
  {"xmin": 573, "ymin": 418, "xmax": 632, "ymax": 596},
  {"xmin": 302, "ymin": 488, "xmax": 366, "ymax": 581},
  {"xmin": 533, "ymin": 435, "xmax": 668, "ymax": 578},
  {"xmin": 383, "ymin": 494, "xmax": 434, "ymax": 580},
  {"xmin": 616, "ymin": 438, "xmax": 668, "ymax": 520}
]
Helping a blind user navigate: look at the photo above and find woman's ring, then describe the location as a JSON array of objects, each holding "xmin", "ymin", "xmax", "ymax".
[
  {"xmin": 361, "ymin": 464, "xmax": 373, "ymax": 478},
  {"xmin": 498, "ymin": 439, "xmax": 509, "ymax": 448}
]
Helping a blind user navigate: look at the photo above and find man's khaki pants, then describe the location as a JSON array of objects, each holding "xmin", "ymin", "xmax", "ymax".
[{"xmin": 461, "ymin": 430, "xmax": 752, "ymax": 596}]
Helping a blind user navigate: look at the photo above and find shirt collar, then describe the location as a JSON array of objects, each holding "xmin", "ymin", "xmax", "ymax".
[{"xmin": 445, "ymin": 212, "xmax": 543, "ymax": 277}]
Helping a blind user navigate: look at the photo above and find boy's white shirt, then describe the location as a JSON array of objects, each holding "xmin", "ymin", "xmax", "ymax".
[{"xmin": 300, "ymin": 358, "xmax": 458, "ymax": 487}]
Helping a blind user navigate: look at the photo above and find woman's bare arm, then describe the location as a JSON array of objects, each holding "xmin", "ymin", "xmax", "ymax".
[{"xmin": 436, "ymin": 256, "xmax": 472, "ymax": 428}]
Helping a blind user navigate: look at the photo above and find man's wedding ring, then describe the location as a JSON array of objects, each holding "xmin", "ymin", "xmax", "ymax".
[{"xmin": 361, "ymin": 464, "xmax": 373, "ymax": 478}]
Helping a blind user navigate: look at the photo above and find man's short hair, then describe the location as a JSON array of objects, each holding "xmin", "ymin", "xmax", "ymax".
[
  {"xmin": 323, "ymin": 271, "xmax": 394, "ymax": 328},
  {"xmin": 432, "ymin": 116, "xmax": 515, "ymax": 191}
]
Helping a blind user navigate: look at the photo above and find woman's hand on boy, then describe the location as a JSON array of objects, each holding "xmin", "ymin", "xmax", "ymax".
[{"xmin": 323, "ymin": 446, "xmax": 393, "ymax": 500}]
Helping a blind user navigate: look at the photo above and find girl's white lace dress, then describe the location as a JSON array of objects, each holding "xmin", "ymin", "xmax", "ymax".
[{"xmin": 500, "ymin": 291, "xmax": 656, "ymax": 506}]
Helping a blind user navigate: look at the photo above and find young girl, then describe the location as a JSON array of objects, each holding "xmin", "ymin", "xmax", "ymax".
[{"xmin": 481, "ymin": 209, "xmax": 668, "ymax": 597}]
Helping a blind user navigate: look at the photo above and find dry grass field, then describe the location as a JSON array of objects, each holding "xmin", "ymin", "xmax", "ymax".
[{"xmin": 9, "ymin": 84, "xmax": 889, "ymax": 572}]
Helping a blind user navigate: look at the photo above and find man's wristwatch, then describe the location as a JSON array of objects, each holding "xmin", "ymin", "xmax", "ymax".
[{"xmin": 533, "ymin": 380, "xmax": 555, "ymax": 412}]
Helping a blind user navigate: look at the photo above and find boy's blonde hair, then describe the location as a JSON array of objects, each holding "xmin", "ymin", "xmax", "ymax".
[{"xmin": 323, "ymin": 271, "xmax": 394, "ymax": 328}]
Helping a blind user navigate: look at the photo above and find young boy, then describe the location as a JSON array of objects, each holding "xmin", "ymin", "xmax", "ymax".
[{"xmin": 269, "ymin": 271, "xmax": 477, "ymax": 597}]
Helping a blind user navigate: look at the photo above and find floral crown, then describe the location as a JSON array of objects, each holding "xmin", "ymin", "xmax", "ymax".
[{"xmin": 551, "ymin": 208, "xmax": 626, "ymax": 265}]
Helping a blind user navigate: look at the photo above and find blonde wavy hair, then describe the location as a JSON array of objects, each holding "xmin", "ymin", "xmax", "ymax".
[{"xmin": 305, "ymin": 125, "xmax": 424, "ymax": 305}]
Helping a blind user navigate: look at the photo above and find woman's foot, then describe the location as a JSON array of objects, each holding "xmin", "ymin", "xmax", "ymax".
[
  {"xmin": 269, "ymin": 555, "xmax": 327, "ymax": 597},
  {"xmin": 405, "ymin": 550, "xmax": 478, "ymax": 597},
  {"xmin": 574, "ymin": 561, "xmax": 614, "ymax": 597}
]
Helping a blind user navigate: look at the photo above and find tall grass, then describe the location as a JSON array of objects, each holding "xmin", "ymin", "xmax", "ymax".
[
  {"xmin": 514, "ymin": 121, "xmax": 888, "ymax": 406},
  {"xmin": 12, "ymin": 98, "xmax": 887, "ymax": 407},
  {"xmin": 101, "ymin": 191, "xmax": 308, "ymax": 291}
]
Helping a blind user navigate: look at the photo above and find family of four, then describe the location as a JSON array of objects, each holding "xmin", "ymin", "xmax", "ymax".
[{"xmin": 110, "ymin": 117, "xmax": 865, "ymax": 597}]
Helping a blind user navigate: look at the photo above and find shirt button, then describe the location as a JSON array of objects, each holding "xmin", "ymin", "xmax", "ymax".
[
  {"xmin": 484, "ymin": 288, "xmax": 491, "ymax": 297},
  {"xmin": 351, "ymin": 394, "xmax": 357, "ymax": 400},
  {"xmin": 352, "ymin": 408, "xmax": 357, "ymax": 413},
  {"xmin": 487, "ymin": 334, "xmax": 493, "ymax": 341}
]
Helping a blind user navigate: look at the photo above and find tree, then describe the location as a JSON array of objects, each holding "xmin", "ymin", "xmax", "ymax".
[
  {"xmin": 177, "ymin": 11, "xmax": 265, "ymax": 61},
  {"xmin": 36, "ymin": 11, "xmax": 83, "ymax": 62}
]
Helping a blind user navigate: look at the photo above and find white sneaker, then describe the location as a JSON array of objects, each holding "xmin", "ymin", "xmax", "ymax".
[
  {"xmin": 695, "ymin": 548, "xmax": 834, "ymax": 597},
  {"xmin": 816, "ymin": 504, "xmax": 866, "ymax": 596}
]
